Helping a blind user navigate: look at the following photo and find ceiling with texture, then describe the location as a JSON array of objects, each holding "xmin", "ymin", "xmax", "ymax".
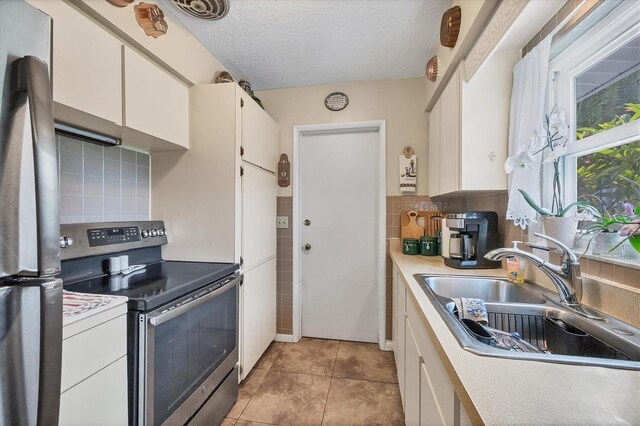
[{"xmin": 157, "ymin": 0, "xmax": 452, "ymax": 90}]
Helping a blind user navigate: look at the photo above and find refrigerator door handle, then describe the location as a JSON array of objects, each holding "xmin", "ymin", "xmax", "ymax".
[
  {"xmin": 36, "ymin": 278, "xmax": 63, "ymax": 426},
  {"xmin": 17, "ymin": 56, "xmax": 61, "ymax": 277}
]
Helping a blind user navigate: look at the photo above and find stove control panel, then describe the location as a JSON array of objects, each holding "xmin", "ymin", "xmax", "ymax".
[
  {"xmin": 60, "ymin": 220, "xmax": 168, "ymax": 260},
  {"xmin": 87, "ymin": 226, "xmax": 140, "ymax": 247}
]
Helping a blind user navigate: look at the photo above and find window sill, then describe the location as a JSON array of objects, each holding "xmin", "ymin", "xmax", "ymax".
[{"xmin": 580, "ymin": 252, "xmax": 640, "ymax": 271}]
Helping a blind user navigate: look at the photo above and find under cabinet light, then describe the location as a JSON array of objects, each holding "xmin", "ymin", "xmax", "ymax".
[{"xmin": 54, "ymin": 122, "xmax": 121, "ymax": 147}]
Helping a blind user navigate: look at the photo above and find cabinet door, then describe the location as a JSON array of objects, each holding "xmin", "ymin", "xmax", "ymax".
[
  {"xmin": 396, "ymin": 276, "xmax": 406, "ymax": 406},
  {"xmin": 241, "ymin": 95, "xmax": 277, "ymax": 172},
  {"xmin": 404, "ymin": 321, "xmax": 421, "ymax": 426},
  {"xmin": 428, "ymin": 99, "xmax": 441, "ymax": 197},
  {"xmin": 460, "ymin": 52, "xmax": 518, "ymax": 191},
  {"xmin": 241, "ymin": 162, "xmax": 277, "ymax": 270},
  {"xmin": 260, "ymin": 257, "xmax": 277, "ymax": 353},
  {"xmin": 392, "ymin": 264, "xmax": 398, "ymax": 354},
  {"xmin": 241, "ymin": 265, "xmax": 263, "ymax": 378},
  {"xmin": 59, "ymin": 356, "xmax": 127, "ymax": 425},
  {"xmin": 61, "ymin": 315, "xmax": 126, "ymax": 393},
  {"xmin": 28, "ymin": 0, "xmax": 122, "ymax": 125},
  {"xmin": 123, "ymin": 46, "xmax": 189, "ymax": 148},
  {"xmin": 420, "ymin": 361, "xmax": 447, "ymax": 425},
  {"xmin": 458, "ymin": 398, "xmax": 473, "ymax": 426},
  {"xmin": 409, "ymin": 296, "xmax": 455, "ymax": 425},
  {"xmin": 241, "ymin": 259, "xmax": 276, "ymax": 378},
  {"xmin": 438, "ymin": 69, "xmax": 460, "ymax": 195}
]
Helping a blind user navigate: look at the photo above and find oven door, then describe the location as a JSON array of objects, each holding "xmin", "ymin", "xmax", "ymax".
[{"xmin": 140, "ymin": 274, "xmax": 239, "ymax": 426}]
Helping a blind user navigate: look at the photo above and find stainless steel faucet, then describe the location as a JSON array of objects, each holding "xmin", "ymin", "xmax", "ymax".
[{"xmin": 484, "ymin": 232, "xmax": 583, "ymax": 306}]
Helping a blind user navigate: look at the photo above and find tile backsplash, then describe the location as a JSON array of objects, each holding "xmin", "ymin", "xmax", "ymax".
[
  {"xmin": 273, "ymin": 191, "xmax": 639, "ymax": 337},
  {"xmin": 57, "ymin": 134, "xmax": 150, "ymax": 224}
]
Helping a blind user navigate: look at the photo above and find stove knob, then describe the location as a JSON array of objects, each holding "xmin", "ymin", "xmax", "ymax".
[
  {"xmin": 141, "ymin": 230, "xmax": 150, "ymax": 238},
  {"xmin": 157, "ymin": 229, "xmax": 165, "ymax": 236},
  {"xmin": 150, "ymin": 229, "xmax": 158, "ymax": 237},
  {"xmin": 59, "ymin": 236, "xmax": 74, "ymax": 248}
]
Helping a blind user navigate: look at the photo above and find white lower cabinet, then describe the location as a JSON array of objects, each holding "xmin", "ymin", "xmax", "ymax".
[
  {"xmin": 60, "ymin": 305, "xmax": 128, "ymax": 425},
  {"xmin": 241, "ymin": 258, "xmax": 277, "ymax": 379},
  {"xmin": 59, "ymin": 357, "xmax": 128, "ymax": 426},
  {"xmin": 420, "ymin": 360, "xmax": 447, "ymax": 425},
  {"xmin": 404, "ymin": 320, "xmax": 421, "ymax": 426},
  {"xmin": 395, "ymin": 266, "xmax": 406, "ymax": 406},
  {"xmin": 393, "ymin": 272, "xmax": 472, "ymax": 425}
]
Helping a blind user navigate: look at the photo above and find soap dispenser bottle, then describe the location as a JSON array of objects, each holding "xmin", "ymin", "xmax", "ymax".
[{"xmin": 506, "ymin": 241, "xmax": 525, "ymax": 284}]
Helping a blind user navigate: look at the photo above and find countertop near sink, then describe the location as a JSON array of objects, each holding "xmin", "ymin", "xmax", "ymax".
[{"xmin": 389, "ymin": 240, "xmax": 640, "ymax": 426}]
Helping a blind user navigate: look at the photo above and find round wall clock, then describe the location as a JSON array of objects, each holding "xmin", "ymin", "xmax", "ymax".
[{"xmin": 325, "ymin": 92, "xmax": 349, "ymax": 111}]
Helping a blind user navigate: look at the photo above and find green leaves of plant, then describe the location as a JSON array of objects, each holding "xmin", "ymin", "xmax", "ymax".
[
  {"xmin": 517, "ymin": 189, "xmax": 600, "ymax": 218},
  {"xmin": 518, "ymin": 189, "xmax": 553, "ymax": 216}
]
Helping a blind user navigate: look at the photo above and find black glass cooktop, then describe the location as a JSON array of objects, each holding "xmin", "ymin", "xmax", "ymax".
[{"xmin": 63, "ymin": 261, "xmax": 238, "ymax": 311}]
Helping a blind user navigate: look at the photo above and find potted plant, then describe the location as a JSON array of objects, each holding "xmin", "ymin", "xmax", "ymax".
[
  {"xmin": 577, "ymin": 213, "xmax": 625, "ymax": 257},
  {"xmin": 611, "ymin": 204, "xmax": 640, "ymax": 258},
  {"xmin": 575, "ymin": 202, "xmax": 640, "ymax": 259},
  {"xmin": 505, "ymin": 107, "xmax": 598, "ymax": 247},
  {"xmin": 518, "ymin": 189, "xmax": 598, "ymax": 248},
  {"xmin": 618, "ymin": 220, "xmax": 640, "ymax": 258}
]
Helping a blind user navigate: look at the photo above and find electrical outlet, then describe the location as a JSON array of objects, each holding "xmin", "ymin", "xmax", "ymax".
[{"xmin": 276, "ymin": 216, "xmax": 289, "ymax": 229}]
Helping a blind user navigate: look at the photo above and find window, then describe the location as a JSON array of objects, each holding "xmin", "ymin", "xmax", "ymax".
[
  {"xmin": 573, "ymin": 34, "xmax": 640, "ymax": 214},
  {"xmin": 548, "ymin": 2, "xmax": 639, "ymax": 260},
  {"xmin": 576, "ymin": 141, "xmax": 640, "ymax": 214}
]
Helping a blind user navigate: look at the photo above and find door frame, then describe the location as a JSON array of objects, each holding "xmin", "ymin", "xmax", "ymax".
[{"xmin": 292, "ymin": 120, "xmax": 387, "ymax": 349}]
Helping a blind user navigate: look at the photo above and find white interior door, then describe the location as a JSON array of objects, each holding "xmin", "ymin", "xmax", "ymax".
[{"xmin": 300, "ymin": 128, "xmax": 380, "ymax": 343}]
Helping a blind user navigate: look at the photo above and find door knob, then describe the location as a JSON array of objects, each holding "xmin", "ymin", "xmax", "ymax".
[
  {"xmin": 304, "ymin": 243, "xmax": 311, "ymax": 252},
  {"xmin": 304, "ymin": 219, "xmax": 311, "ymax": 226}
]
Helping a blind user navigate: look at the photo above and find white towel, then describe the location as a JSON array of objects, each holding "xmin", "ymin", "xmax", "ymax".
[{"xmin": 399, "ymin": 155, "xmax": 417, "ymax": 193}]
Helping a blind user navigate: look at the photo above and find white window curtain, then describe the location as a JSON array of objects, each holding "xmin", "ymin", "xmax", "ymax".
[{"xmin": 506, "ymin": 37, "xmax": 552, "ymax": 229}]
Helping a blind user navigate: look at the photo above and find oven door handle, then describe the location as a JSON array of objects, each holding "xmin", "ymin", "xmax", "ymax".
[{"xmin": 148, "ymin": 276, "xmax": 239, "ymax": 327}]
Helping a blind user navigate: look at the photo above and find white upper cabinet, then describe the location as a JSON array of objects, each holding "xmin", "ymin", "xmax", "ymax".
[
  {"xmin": 428, "ymin": 98, "xmax": 441, "ymax": 197},
  {"xmin": 428, "ymin": 51, "xmax": 520, "ymax": 196},
  {"xmin": 439, "ymin": 72, "xmax": 460, "ymax": 196},
  {"xmin": 27, "ymin": 0, "xmax": 192, "ymax": 151},
  {"xmin": 241, "ymin": 95, "xmax": 277, "ymax": 172},
  {"xmin": 459, "ymin": 51, "xmax": 520, "ymax": 191},
  {"xmin": 28, "ymin": 0, "xmax": 122, "ymax": 125},
  {"xmin": 123, "ymin": 46, "xmax": 189, "ymax": 149}
]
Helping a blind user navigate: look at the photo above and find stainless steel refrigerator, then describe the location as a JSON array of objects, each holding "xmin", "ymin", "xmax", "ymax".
[{"xmin": 0, "ymin": 1, "xmax": 63, "ymax": 425}]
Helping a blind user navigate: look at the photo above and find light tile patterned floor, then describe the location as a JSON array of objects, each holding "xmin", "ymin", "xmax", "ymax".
[{"xmin": 223, "ymin": 338, "xmax": 405, "ymax": 426}]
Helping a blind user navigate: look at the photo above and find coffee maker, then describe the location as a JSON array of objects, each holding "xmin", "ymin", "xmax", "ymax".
[{"xmin": 444, "ymin": 211, "xmax": 501, "ymax": 269}]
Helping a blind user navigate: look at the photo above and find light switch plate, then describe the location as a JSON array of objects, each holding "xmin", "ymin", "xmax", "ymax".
[{"xmin": 276, "ymin": 216, "xmax": 289, "ymax": 229}]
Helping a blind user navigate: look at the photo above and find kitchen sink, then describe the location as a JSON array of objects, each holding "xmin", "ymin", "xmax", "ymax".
[
  {"xmin": 423, "ymin": 276, "xmax": 546, "ymax": 304},
  {"xmin": 414, "ymin": 274, "xmax": 640, "ymax": 370}
]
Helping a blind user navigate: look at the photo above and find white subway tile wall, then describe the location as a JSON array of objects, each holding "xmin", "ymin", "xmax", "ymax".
[{"xmin": 56, "ymin": 134, "xmax": 150, "ymax": 224}]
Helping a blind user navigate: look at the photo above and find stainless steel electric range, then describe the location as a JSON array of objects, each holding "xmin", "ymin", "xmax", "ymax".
[{"xmin": 60, "ymin": 221, "xmax": 240, "ymax": 426}]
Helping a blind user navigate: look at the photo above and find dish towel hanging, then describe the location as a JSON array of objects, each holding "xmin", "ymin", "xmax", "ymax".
[
  {"xmin": 505, "ymin": 36, "xmax": 552, "ymax": 229},
  {"xmin": 399, "ymin": 154, "xmax": 417, "ymax": 193},
  {"xmin": 454, "ymin": 298, "xmax": 489, "ymax": 325}
]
